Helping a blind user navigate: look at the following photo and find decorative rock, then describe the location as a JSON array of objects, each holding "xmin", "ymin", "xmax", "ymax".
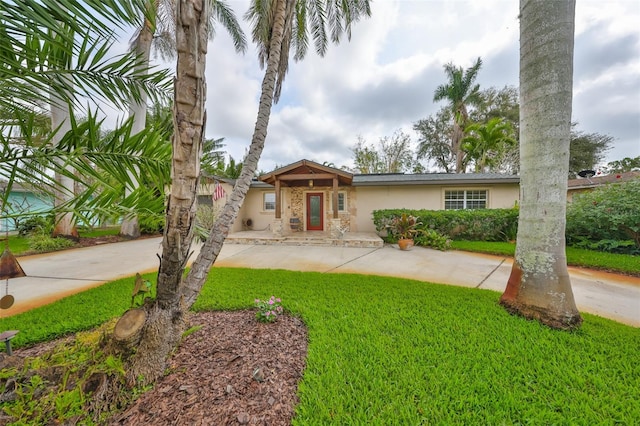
[
  {"xmin": 226, "ymin": 384, "xmax": 233, "ymax": 394},
  {"xmin": 252, "ymin": 367, "xmax": 264, "ymax": 382},
  {"xmin": 179, "ymin": 385, "xmax": 195, "ymax": 394},
  {"xmin": 237, "ymin": 412, "xmax": 250, "ymax": 424}
]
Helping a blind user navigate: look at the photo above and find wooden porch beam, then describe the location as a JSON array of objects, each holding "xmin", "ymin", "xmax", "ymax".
[
  {"xmin": 275, "ymin": 178, "xmax": 281, "ymax": 219},
  {"xmin": 332, "ymin": 177, "xmax": 339, "ymax": 219},
  {"xmin": 278, "ymin": 173, "xmax": 337, "ymax": 181}
]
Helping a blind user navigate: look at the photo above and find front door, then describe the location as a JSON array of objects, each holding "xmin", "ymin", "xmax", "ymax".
[{"xmin": 306, "ymin": 192, "xmax": 323, "ymax": 231}]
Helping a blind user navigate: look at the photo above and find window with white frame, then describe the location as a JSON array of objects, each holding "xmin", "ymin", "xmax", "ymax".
[
  {"xmin": 444, "ymin": 189, "xmax": 487, "ymax": 210},
  {"xmin": 331, "ymin": 191, "xmax": 347, "ymax": 213},
  {"xmin": 263, "ymin": 192, "xmax": 276, "ymax": 211}
]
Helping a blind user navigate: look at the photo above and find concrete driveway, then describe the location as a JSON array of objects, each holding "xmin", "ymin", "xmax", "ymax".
[{"xmin": 2, "ymin": 237, "xmax": 639, "ymax": 327}]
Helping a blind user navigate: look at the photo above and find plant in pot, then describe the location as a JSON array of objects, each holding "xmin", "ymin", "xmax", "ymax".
[{"xmin": 391, "ymin": 213, "xmax": 421, "ymax": 250}]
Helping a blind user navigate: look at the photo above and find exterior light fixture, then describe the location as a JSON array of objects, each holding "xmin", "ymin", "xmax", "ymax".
[{"xmin": 309, "ymin": 179, "xmax": 313, "ymax": 188}]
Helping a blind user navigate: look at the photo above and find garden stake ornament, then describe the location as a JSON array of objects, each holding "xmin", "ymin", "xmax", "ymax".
[{"xmin": 0, "ymin": 228, "xmax": 25, "ymax": 309}]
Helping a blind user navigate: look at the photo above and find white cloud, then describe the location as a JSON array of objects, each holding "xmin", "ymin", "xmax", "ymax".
[{"xmin": 99, "ymin": 0, "xmax": 640, "ymax": 170}]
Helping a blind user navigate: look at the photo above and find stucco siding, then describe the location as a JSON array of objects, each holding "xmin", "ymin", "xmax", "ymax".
[
  {"xmin": 234, "ymin": 188, "xmax": 274, "ymax": 232},
  {"xmin": 216, "ymin": 181, "xmax": 519, "ymax": 234},
  {"xmin": 486, "ymin": 185, "xmax": 520, "ymax": 209},
  {"xmin": 354, "ymin": 184, "xmax": 520, "ymax": 232}
]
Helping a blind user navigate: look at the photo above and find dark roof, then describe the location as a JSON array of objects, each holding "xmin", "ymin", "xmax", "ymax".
[{"xmin": 352, "ymin": 173, "xmax": 520, "ymax": 186}]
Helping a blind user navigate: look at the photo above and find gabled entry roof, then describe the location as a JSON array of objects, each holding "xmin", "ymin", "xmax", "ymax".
[{"xmin": 259, "ymin": 159, "xmax": 354, "ymax": 187}]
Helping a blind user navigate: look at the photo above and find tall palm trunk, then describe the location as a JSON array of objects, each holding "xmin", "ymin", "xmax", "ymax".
[
  {"xmin": 49, "ymin": 15, "xmax": 78, "ymax": 240},
  {"xmin": 127, "ymin": 0, "xmax": 209, "ymax": 383},
  {"xmin": 120, "ymin": 17, "xmax": 154, "ymax": 239},
  {"xmin": 500, "ymin": 0, "xmax": 581, "ymax": 330},
  {"xmin": 50, "ymin": 92, "xmax": 78, "ymax": 239},
  {"xmin": 452, "ymin": 121, "xmax": 465, "ymax": 173}
]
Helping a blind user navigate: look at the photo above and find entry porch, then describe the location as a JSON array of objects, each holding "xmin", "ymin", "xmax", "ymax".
[{"xmin": 224, "ymin": 230, "xmax": 383, "ymax": 248}]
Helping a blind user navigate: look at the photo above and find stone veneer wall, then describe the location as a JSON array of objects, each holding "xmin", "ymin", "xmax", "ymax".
[{"xmin": 290, "ymin": 187, "xmax": 304, "ymax": 222}]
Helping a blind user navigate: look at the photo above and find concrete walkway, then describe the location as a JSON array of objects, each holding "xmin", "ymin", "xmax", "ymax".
[{"xmin": 2, "ymin": 237, "xmax": 639, "ymax": 327}]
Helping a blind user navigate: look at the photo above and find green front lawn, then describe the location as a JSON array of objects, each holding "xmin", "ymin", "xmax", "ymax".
[
  {"xmin": 2, "ymin": 268, "xmax": 638, "ymax": 424},
  {"xmin": 78, "ymin": 226, "xmax": 120, "ymax": 238},
  {"xmin": 0, "ymin": 235, "xmax": 30, "ymax": 255},
  {"xmin": 2, "ymin": 227, "xmax": 121, "ymax": 256},
  {"xmin": 451, "ymin": 240, "xmax": 640, "ymax": 276}
]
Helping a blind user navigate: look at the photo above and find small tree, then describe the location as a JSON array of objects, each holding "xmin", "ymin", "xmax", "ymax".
[
  {"xmin": 414, "ymin": 107, "xmax": 455, "ymax": 173},
  {"xmin": 604, "ymin": 156, "xmax": 640, "ymax": 174},
  {"xmin": 351, "ymin": 130, "xmax": 415, "ymax": 174},
  {"xmin": 568, "ymin": 126, "xmax": 613, "ymax": 178}
]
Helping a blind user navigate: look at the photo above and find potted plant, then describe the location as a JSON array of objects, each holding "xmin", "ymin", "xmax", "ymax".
[{"xmin": 391, "ymin": 213, "xmax": 421, "ymax": 250}]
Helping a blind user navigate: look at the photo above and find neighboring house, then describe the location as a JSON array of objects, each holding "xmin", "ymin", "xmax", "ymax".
[
  {"xmin": 0, "ymin": 183, "xmax": 53, "ymax": 232},
  {"xmin": 567, "ymin": 171, "xmax": 640, "ymax": 201},
  {"xmin": 209, "ymin": 159, "xmax": 520, "ymax": 237}
]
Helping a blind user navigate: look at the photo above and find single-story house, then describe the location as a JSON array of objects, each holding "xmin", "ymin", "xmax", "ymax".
[{"xmin": 204, "ymin": 159, "xmax": 521, "ymax": 238}]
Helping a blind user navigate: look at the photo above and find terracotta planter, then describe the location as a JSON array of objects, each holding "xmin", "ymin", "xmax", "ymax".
[{"xmin": 398, "ymin": 239, "xmax": 414, "ymax": 251}]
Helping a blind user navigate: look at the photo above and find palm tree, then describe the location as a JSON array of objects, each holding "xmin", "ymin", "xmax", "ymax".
[
  {"xmin": 1, "ymin": 0, "xmax": 171, "ymax": 115},
  {"xmin": 48, "ymin": 23, "xmax": 80, "ymax": 239},
  {"xmin": 500, "ymin": 0, "xmax": 582, "ymax": 330},
  {"xmin": 120, "ymin": 0, "xmax": 247, "ymax": 237},
  {"xmin": 213, "ymin": 156, "xmax": 245, "ymax": 179},
  {"xmin": 1, "ymin": 0, "xmax": 172, "ymax": 237},
  {"xmin": 462, "ymin": 117, "xmax": 517, "ymax": 173},
  {"xmin": 201, "ymin": 137, "xmax": 227, "ymax": 176},
  {"xmin": 433, "ymin": 57, "xmax": 483, "ymax": 173},
  {"xmin": 123, "ymin": 0, "xmax": 372, "ymax": 384}
]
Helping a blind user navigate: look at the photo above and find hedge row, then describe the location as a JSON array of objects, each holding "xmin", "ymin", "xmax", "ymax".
[
  {"xmin": 372, "ymin": 208, "xmax": 519, "ymax": 243},
  {"xmin": 374, "ymin": 178, "xmax": 639, "ymax": 255}
]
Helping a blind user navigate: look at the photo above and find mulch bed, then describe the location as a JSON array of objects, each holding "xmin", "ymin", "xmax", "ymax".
[
  {"xmin": 2, "ymin": 311, "xmax": 308, "ymax": 426},
  {"xmin": 110, "ymin": 310, "xmax": 308, "ymax": 425}
]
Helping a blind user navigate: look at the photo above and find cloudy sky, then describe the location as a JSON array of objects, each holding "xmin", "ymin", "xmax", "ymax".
[{"xmin": 116, "ymin": 0, "xmax": 640, "ymax": 172}]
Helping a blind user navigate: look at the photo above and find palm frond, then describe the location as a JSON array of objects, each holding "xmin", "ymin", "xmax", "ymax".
[{"xmin": 210, "ymin": 0, "xmax": 248, "ymax": 53}]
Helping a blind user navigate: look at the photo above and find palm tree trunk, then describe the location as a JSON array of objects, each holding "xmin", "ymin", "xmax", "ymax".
[
  {"xmin": 181, "ymin": 0, "xmax": 289, "ymax": 307},
  {"xmin": 452, "ymin": 122, "xmax": 465, "ymax": 173},
  {"xmin": 50, "ymin": 85, "xmax": 78, "ymax": 239},
  {"xmin": 500, "ymin": 0, "xmax": 581, "ymax": 330},
  {"xmin": 125, "ymin": 0, "xmax": 289, "ymax": 385},
  {"xmin": 120, "ymin": 16, "xmax": 154, "ymax": 239},
  {"xmin": 126, "ymin": 0, "xmax": 209, "ymax": 384}
]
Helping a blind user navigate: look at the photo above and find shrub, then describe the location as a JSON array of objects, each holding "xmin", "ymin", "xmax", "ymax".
[
  {"xmin": 17, "ymin": 215, "xmax": 53, "ymax": 236},
  {"xmin": 29, "ymin": 233, "xmax": 76, "ymax": 252},
  {"xmin": 414, "ymin": 229, "xmax": 451, "ymax": 251},
  {"xmin": 138, "ymin": 213, "xmax": 164, "ymax": 235},
  {"xmin": 195, "ymin": 204, "xmax": 222, "ymax": 241},
  {"xmin": 566, "ymin": 180, "xmax": 640, "ymax": 254}
]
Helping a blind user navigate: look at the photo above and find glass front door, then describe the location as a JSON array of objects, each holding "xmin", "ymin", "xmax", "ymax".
[{"xmin": 306, "ymin": 193, "xmax": 323, "ymax": 231}]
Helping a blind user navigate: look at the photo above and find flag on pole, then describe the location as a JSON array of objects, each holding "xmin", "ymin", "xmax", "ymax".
[{"xmin": 213, "ymin": 181, "xmax": 225, "ymax": 201}]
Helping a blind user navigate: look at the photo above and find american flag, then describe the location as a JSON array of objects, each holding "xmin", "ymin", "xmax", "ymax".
[{"xmin": 213, "ymin": 181, "xmax": 225, "ymax": 201}]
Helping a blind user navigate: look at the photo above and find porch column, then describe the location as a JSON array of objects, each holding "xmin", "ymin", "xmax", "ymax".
[
  {"xmin": 332, "ymin": 176, "xmax": 338, "ymax": 219},
  {"xmin": 275, "ymin": 178, "xmax": 281, "ymax": 219}
]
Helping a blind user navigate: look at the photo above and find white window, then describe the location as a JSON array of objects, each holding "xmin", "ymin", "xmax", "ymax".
[
  {"xmin": 331, "ymin": 192, "xmax": 347, "ymax": 213},
  {"xmin": 445, "ymin": 190, "xmax": 487, "ymax": 210},
  {"xmin": 263, "ymin": 192, "xmax": 275, "ymax": 211}
]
